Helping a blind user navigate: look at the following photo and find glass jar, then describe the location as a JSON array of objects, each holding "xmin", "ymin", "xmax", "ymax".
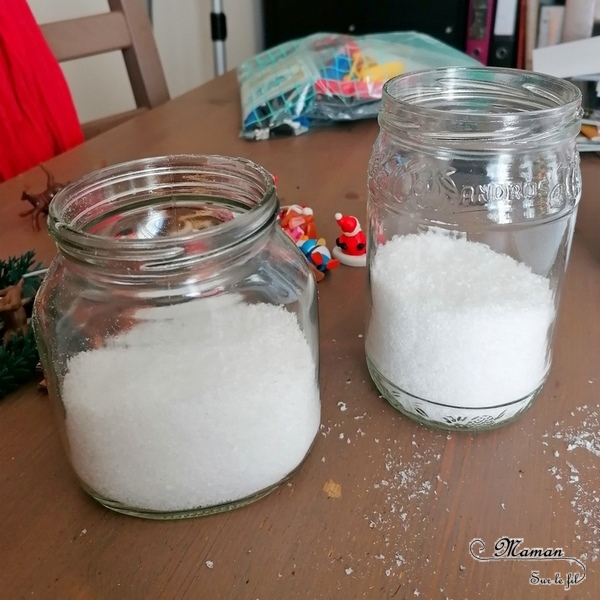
[
  {"xmin": 33, "ymin": 155, "xmax": 320, "ymax": 519},
  {"xmin": 366, "ymin": 67, "xmax": 582, "ymax": 431}
]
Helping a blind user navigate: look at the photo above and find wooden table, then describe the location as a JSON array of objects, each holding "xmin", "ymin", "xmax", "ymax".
[{"xmin": 1, "ymin": 73, "xmax": 599, "ymax": 600}]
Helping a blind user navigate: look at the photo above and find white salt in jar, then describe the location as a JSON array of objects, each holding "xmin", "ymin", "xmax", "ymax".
[
  {"xmin": 33, "ymin": 155, "xmax": 320, "ymax": 518},
  {"xmin": 366, "ymin": 68, "xmax": 582, "ymax": 431}
]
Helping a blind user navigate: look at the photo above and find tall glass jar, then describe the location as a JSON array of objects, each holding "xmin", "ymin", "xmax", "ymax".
[
  {"xmin": 33, "ymin": 155, "xmax": 320, "ymax": 518},
  {"xmin": 366, "ymin": 68, "xmax": 582, "ymax": 431}
]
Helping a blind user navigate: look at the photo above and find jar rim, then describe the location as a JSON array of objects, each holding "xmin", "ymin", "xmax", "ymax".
[
  {"xmin": 382, "ymin": 66, "xmax": 582, "ymax": 119},
  {"xmin": 48, "ymin": 154, "xmax": 277, "ymax": 267}
]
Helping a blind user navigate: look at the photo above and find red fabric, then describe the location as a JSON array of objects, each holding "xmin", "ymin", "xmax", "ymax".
[{"xmin": 0, "ymin": 1, "xmax": 84, "ymax": 182}]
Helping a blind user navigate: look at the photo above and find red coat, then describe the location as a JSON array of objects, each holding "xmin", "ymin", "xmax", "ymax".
[
  {"xmin": 0, "ymin": 1, "xmax": 83, "ymax": 182},
  {"xmin": 335, "ymin": 230, "xmax": 366, "ymax": 256}
]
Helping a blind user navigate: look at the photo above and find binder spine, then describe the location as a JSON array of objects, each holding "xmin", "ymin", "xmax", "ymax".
[
  {"xmin": 536, "ymin": 5, "xmax": 565, "ymax": 48},
  {"xmin": 562, "ymin": 0, "xmax": 596, "ymax": 42},
  {"xmin": 489, "ymin": 0, "xmax": 519, "ymax": 67},
  {"xmin": 466, "ymin": 0, "xmax": 496, "ymax": 64}
]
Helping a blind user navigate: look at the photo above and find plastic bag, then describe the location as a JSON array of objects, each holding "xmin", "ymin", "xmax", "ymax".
[{"xmin": 237, "ymin": 31, "xmax": 480, "ymax": 141}]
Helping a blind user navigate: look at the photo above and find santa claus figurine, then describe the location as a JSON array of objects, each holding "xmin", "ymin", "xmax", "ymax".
[{"xmin": 332, "ymin": 213, "xmax": 367, "ymax": 267}]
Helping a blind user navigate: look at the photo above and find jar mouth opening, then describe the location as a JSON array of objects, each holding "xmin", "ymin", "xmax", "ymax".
[
  {"xmin": 382, "ymin": 66, "xmax": 582, "ymax": 118},
  {"xmin": 48, "ymin": 155, "xmax": 277, "ymax": 263}
]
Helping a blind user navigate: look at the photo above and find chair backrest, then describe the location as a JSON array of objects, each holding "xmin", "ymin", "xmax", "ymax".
[{"xmin": 40, "ymin": 0, "xmax": 170, "ymax": 138}]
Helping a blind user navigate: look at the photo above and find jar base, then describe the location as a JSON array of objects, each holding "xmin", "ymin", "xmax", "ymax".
[
  {"xmin": 77, "ymin": 438, "xmax": 317, "ymax": 520},
  {"xmin": 366, "ymin": 357, "xmax": 545, "ymax": 431},
  {"xmin": 83, "ymin": 481, "xmax": 282, "ymax": 520}
]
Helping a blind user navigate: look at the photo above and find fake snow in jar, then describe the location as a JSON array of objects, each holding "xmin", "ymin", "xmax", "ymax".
[
  {"xmin": 33, "ymin": 155, "xmax": 320, "ymax": 518},
  {"xmin": 366, "ymin": 67, "xmax": 583, "ymax": 430},
  {"xmin": 62, "ymin": 297, "xmax": 319, "ymax": 514},
  {"xmin": 366, "ymin": 231, "xmax": 555, "ymax": 427}
]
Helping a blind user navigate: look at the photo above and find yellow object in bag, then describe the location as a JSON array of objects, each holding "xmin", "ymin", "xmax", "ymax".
[{"xmin": 359, "ymin": 61, "xmax": 405, "ymax": 82}]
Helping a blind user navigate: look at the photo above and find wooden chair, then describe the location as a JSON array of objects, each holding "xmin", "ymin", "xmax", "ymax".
[{"xmin": 40, "ymin": 0, "xmax": 170, "ymax": 139}]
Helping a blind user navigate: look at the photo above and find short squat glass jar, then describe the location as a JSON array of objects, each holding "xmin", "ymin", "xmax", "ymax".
[
  {"xmin": 366, "ymin": 67, "xmax": 582, "ymax": 431},
  {"xmin": 34, "ymin": 155, "xmax": 320, "ymax": 518}
]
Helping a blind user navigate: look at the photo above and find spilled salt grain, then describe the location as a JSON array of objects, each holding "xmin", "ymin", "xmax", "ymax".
[
  {"xmin": 565, "ymin": 432, "xmax": 600, "ymax": 458},
  {"xmin": 365, "ymin": 439, "xmax": 442, "ymax": 576},
  {"xmin": 62, "ymin": 299, "xmax": 320, "ymax": 512},
  {"xmin": 548, "ymin": 405, "xmax": 600, "ymax": 562},
  {"xmin": 367, "ymin": 232, "xmax": 554, "ymax": 409},
  {"xmin": 206, "ymin": 561, "xmax": 214, "ymax": 569}
]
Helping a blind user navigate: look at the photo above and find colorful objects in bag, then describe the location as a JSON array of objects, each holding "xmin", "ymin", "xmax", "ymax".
[{"xmin": 237, "ymin": 32, "xmax": 480, "ymax": 140}]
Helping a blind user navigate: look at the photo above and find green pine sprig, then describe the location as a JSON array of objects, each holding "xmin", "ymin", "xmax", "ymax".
[
  {"xmin": 0, "ymin": 250, "xmax": 45, "ymax": 398},
  {"xmin": 0, "ymin": 328, "xmax": 40, "ymax": 399},
  {"xmin": 0, "ymin": 250, "xmax": 44, "ymax": 298}
]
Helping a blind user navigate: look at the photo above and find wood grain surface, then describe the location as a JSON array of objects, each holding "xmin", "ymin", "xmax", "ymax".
[{"xmin": 1, "ymin": 72, "xmax": 599, "ymax": 600}]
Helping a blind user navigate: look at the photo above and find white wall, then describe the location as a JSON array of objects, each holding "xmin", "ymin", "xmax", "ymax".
[
  {"xmin": 154, "ymin": 1, "xmax": 263, "ymax": 99},
  {"xmin": 28, "ymin": 0, "xmax": 263, "ymax": 123}
]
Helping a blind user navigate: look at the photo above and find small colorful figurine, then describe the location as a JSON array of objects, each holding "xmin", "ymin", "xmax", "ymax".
[
  {"xmin": 278, "ymin": 205, "xmax": 317, "ymax": 241},
  {"xmin": 296, "ymin": 237, "xmax": 339, "ymax": 282},
  {"xmin": 332, "ymin": 213, "xmax": 367, "ymax": 267}
]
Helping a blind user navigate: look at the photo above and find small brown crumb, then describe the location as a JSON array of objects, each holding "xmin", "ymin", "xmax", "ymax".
[{"xmin": 322, "ymin": 479, "xmax": 342, "ymax": 499}]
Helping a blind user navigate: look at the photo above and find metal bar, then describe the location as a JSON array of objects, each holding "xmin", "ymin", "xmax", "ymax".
[{"xmin": 211, "ymin": 0, "xmax": 227, "ymax": 76}]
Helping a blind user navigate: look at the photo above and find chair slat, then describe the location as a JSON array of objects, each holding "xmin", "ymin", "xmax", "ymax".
[
  {"xmin": 38, "ymin": 0, "xmax": 170, "ymax": 139},
  {"xmin": 41, "ymin": 13, "xmax": 132, "ymax": 63},
  {"xmin": 111, "ymin": 0, "xmax": 170, "ymax": 108}
]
